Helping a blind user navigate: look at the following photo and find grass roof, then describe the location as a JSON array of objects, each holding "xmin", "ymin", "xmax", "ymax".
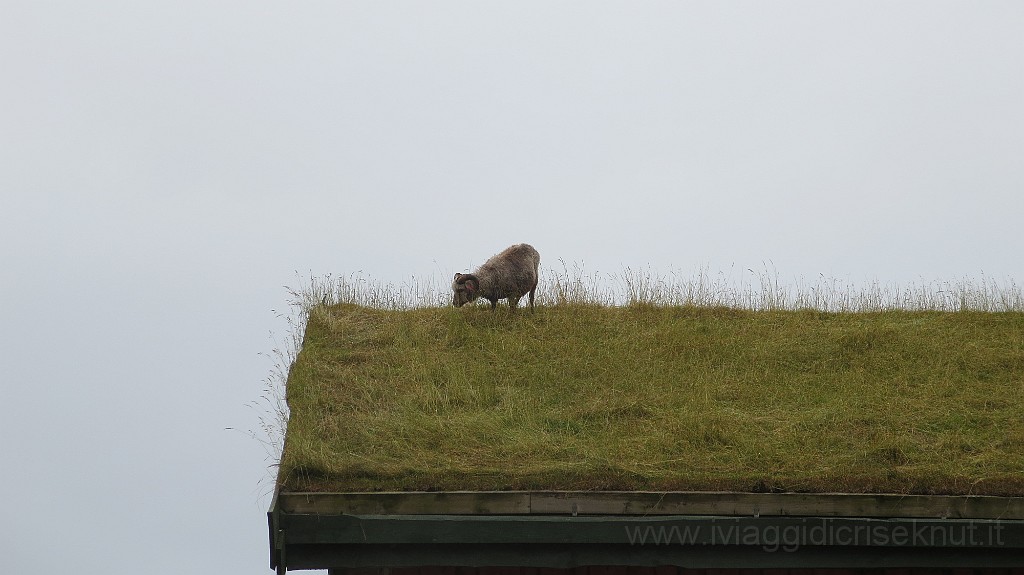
[{"xmin": 278, "ymin": 297, "xmax": 1024, "ymax": 495}]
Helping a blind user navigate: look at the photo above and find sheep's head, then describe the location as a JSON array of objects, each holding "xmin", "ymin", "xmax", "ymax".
[{"xmin": 452, "ymin": 273, "xmax": 480, "ymax": 307}]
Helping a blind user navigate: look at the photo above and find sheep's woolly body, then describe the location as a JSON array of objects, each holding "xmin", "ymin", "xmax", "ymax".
[{"xmin": 453, "ymin": 244, "xmax": 540, "ymax": 311}]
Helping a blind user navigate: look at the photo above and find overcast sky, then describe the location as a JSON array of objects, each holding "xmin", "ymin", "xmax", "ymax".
[{"xmin": 2, "ymin": 2, "xmax": 1022, "ymax": 573}]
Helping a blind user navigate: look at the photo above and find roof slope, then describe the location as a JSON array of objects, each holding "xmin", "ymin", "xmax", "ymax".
[{"xmin": 278, "ymin": 303, "xmax": 1024, "ymax": 494}]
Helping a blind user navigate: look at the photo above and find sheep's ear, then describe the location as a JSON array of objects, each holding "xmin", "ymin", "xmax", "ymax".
[{"xmin": 454, "ymin": 273, "xmax": 461, "ymax": 281}]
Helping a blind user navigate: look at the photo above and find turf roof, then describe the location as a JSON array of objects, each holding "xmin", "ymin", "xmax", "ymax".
[{"xmin": 278, "ymin": 303, "xmax": 1024, "ymax": 495}]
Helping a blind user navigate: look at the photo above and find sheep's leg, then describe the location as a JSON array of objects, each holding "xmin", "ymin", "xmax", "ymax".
[
  {"xmin": 528, "ymin": 283, "xmax": 537, "ymax": 311},
  {"xmin": 489, "ymin": 298, "xmax": 498, "ymax": 312},
  {"xmin": 508, "ymin": 296, "xmax": 520, "ymax": 312}
]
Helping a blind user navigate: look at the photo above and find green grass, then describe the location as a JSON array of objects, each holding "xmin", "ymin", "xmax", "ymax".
[{"xmin": 277, "ymin": 273, "xmax": 1024, "ymax": 494}]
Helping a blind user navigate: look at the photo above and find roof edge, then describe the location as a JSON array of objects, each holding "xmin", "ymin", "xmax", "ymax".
[{"xmin": 277, "ymin": 490, "xmax": 1024, "ymax": 520}]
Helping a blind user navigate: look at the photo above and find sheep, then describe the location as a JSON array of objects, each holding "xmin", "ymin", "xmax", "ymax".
[{"xmin": 452, "ymin": 243, "xmax": 540, "ymax": 312}]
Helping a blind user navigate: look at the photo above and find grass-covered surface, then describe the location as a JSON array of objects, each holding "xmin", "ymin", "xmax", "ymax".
[{"xmin": 278, "ymin": 301, "xmax": 1024, "ymax": 495}]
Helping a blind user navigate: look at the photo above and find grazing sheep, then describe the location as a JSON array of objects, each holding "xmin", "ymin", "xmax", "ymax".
[{"xmin": 453, "ymin": 243, "xmax": 540, "ymax": 312}]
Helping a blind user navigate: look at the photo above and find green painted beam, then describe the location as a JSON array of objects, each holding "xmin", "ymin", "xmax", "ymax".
[
  {"xmin": 269, "ymin": 491, "xmax": 1024, "ymax": 570},
  {"xmin": 278, "ymin": 513, "xmax": 1024, "ymax": 548}
]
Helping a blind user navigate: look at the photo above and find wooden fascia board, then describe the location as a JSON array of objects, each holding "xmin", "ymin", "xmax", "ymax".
[{"xmin": 278, "ymin": 491, "xmax": 1024, "ymax": 520}]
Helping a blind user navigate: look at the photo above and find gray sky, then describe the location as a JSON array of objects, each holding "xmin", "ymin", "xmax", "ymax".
[{"xmin": 2, "ymin": 2, "xmax": 1022, "ymax": 573}]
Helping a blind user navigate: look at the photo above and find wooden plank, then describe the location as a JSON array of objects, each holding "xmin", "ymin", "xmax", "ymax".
[
  {"xmin": 278, "ymin": 491, "xmax": 1024, "ymax": 520},
  {"xmin": 305, "ymin": 544, "xmax": 1024, "ymax": 571},
  {"xmin": 277, "ymin": 513, "xmax": 1024, "ymax": 548},
  {"xmin": 299, "ymin": 540, "xmax": 1024, "ymax": 568},
  {"xmin": 529, "ymin": 492, "xmax": 1024, "ymax": 519}
]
